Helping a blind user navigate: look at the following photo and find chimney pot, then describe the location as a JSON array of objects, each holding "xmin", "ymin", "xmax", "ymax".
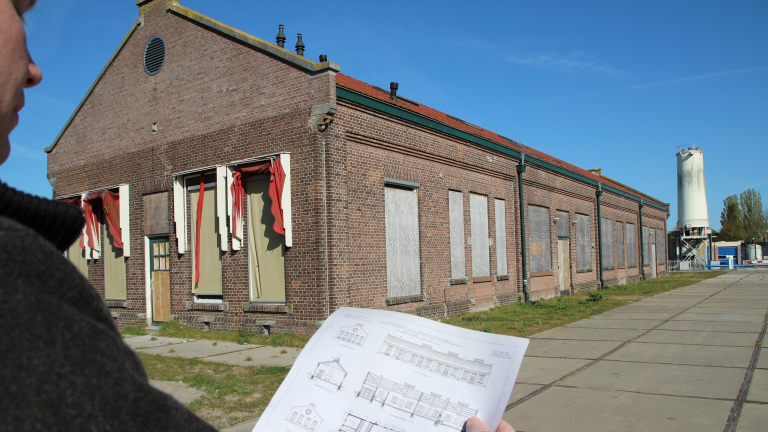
[
  {"xmin": 390, "ymin": 82, "xmax": 398, "ymax": 101},
  {"xmin": 276, "ymin": 24, "xmax": 286, "ymax": 48},
  {"xmin": 295, "ymin": 33, "xmax": 305, "ymax": 56},
  {"xmin": 319, "ymin": 54, "xmax": 327, "ymax": 62}
]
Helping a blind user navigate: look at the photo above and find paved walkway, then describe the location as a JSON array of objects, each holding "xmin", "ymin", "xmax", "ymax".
[{"xmin": 503, "ymin": 270, "xmax": 768, "ymax": 432}]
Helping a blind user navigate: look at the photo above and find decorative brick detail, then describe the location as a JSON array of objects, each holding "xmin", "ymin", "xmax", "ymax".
[
  {"xmin": 243, "ymin": 303, "xmax": 293, "ymax": 314},
  {"xmin": 186, "ymin": 302, "xmax": 228, "ymax": 312},
  {"xmin": 105, "ymin": 300, "xmax": 129, "ymax": 308},
  {"xmin": 385, "ymin": 294, "xmax": 425, "ymax": 306}
]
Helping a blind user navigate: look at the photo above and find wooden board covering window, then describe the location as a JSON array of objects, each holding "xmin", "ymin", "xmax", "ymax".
[
  {"xmin": 576, "ymin": 214, "xmax": 591, "ymax": 271},
  {"xmin": 616, "ymin": 222, "xmax": 625, "ymax": 267},
  {"xmin": 247, "ymin": 178, "xmax": 286, "ymax": 302},
  {"xmin": 626, "ymin": 223, "xmax": 637, "ymax": 267},
  {"xmin": 385, "ymin": 186, "xmax": 421, "ymax": 298},
  {"xmin": 104, "ymin": 223, "xmax": 126, "ymax": 300},
  {"xmin": 601, "ymin": 217, "xmax": 614, "ymax": 269},
  {"xmin": 190, "ymin": 186, "xmax": 222, "ymax": 294},
  {"xmin": 528, "ymin": 205, "xmax": 551, "ymax": 273},
  {"xmin": 470, "ymin": 194, "xmax": 489, "ymax": 278},
  {"xmin": 67, "ymin": 240, "xmax": 88, "ymax": 278},
  {"xmin": 495, "ymin": 199, "xmax": 507, "ymax": 276},
  {"xmin": 448, "ymin": 191, "xmax": 465, "ymax": 280}
]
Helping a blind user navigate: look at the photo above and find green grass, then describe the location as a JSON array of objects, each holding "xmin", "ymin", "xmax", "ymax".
[
  {"xmin": 120, "ymin": 325, "xmax": 148, "ymax": 336},
  {"xmin": 138, "ymin": 353, "xmax": 289, "ymax": 429},
  {"xmin": 442, "ymin": 271, "xmax": 729, "ymax": 337},
  {"xmin": 157, "ymin": 321, "xmax": 308, "ymax": 348}
]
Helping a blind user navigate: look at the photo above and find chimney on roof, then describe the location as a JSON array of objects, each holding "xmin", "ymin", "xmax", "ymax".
[
  {"xmin": 276, "ymin": 24, "xmax": 286, "ymax": 48},
  {"xmin": 588, "ymin": 168, "xmax": 603, "ymax": 176},
  {"xmin": 295, "ymin": 33, "xmax": 305, "ymax": 56},
  {"xmin": 319, "ymin": 54, "xmax": 327, "ymax": 62},
  {"xmin": 390, "ymin": 82, "xmax": 398, "ymax": 101}
]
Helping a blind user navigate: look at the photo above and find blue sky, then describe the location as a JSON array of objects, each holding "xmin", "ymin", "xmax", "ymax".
[{"xmin": 3, "ymin": 0, "xmax": 767, "ymax": 230}]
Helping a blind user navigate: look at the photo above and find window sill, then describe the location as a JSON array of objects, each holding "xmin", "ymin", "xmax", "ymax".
[
  {"xmin": 602, "ymin": 267, "xmax": 616, "ymax": 271},
  {"xmin": 496, "ymin": 275, "xmax": 510, "ymax": 281},
  {"xmin": 530, "ymin": 272, "xmax": 553, "ymax": 277},
  {"xmin": 105, "ymin": 300, "xmax": 129, "ymax": 308},
  {"xmin": 450, "ymin": 278, "xmax": 468, "ymax": 285},
  {"xmin": 243, "ymin": 303, "xmax": 292, "ymax": 313},
  {"xmin": 385, "ymin": 294, "xmax": 425, "ymax": 306},
  {"xmin": 473, "ymin": 276, "xmax": 492, "ymax": 283},
  {"xmin": 577, "ymin": 268, "xmax": 593, "ymax": 273},
  {"xmin": 186, "ymin": 302, "xmax": 228, "ymax": 312}
]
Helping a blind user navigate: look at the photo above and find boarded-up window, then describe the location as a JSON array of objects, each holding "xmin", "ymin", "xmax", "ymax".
[
  {"xmin": 385, "ymin": 186, "xmax": 421, "ymax": 297},
  {"xmin": 67, "ymin": 241, "xmax": 88, "ymax": 278},
  {"xmin": 528, "ymin": 206, "xmax": 551, "ymax": 273},
  {"xmin": 104, "ymin": 221, "xmax": 126, "ymax": 300},
  {"xmin": 247, "ymin": 178, "xmax": 286, "ymax": 302},
  {"xmin": 556, "ymin": 211, "xmax": 569, "ymax": 238},
  {"xmin": 470, "ymin": 194, "xmax": 490, "ymax": 278},
  {"xmin": 657, "ymin": 229, "xmax": 665, "ymax": 264},
  {"xmin": 642, "ymin": 226, "xmax": 650, "ymax": 266},
  {"xmin": 616, "ymin": 222, "xmax": 625, "ymax": 267},
  {"xmin": 600, "ymin": 218, "xmax": 614, "ymax": 269},
  {"xmin": 448, "ymin": 191, "xmax": 465, "ymax": 280},
  {"xmin": 495, "ymin": 199, "xmax": 507, "ymax": 276},
  {"xmin": 576, "ymin": 214, "xmax": 591, "ymax": 271},
  {"xmin": 626, "ymin": 223, "xmax": 637, "ymax": 267},
  {"xmin": 143, "ymin": 192, "xmax": 169, "ymax": 235},
  {"xmin": 190, "ymin": 184, "xmax": 222, "ymax": 295}
]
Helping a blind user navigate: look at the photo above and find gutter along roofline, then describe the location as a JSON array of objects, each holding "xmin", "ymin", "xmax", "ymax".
[
  {"xmin": 44, "ymin": 19, "xmax": 142, "ymax": 154},
  {"xmin": 336, "ymin": 85, "xmax": 668, "ymax": 212}
]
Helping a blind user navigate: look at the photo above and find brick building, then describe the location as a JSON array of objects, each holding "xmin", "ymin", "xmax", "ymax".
[{"xmin": 46, "ymin": 0, "xmax": 669, "ymax": 335}]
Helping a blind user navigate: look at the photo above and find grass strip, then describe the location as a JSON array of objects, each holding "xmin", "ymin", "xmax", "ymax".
[
  {"xmin": 137, "ymin": 352, "xmax": 289, "ymax": 429},
  {"xmin": 442, "ymin": 271, "xmax": 729, "ymax": 337},
  {"xmin": 156, "ymin": 321, "xmax": 309, "ymax": 348}
]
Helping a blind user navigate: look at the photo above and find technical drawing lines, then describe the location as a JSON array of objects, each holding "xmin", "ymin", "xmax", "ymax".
[
  {"xmin": 335, "ymin": 323, "xmax": 368, "ymax": 346},
  {"xmin": 380, "ymin": 334, "xmax": 491, "ymax": 387},
  {"xmin": 286, "ymin": 404, "xmax": 323, "ymax": 431},
  {"xmin": 338, "ymin": 413, "xmax": 403, "ymax": 432},
  {"xmin": 310, "ymin": 358, "xmax": 347, "ymax": 390},
  {"xmin": 355, "ymin": 372, "xmax": 477, "ymax": 431}
]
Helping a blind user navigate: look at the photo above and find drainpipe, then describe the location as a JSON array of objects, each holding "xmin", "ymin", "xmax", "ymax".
[
  {"xmin": 596, "ymin": 183, "xmax": 604, "ymax": 289},
  {"xmin": 517, "ymin": 154, "xmax": 529, "ymax": 303},
  {"xmin": 639, "ymin": 200, "xmax": 646, "ymax": 280}
]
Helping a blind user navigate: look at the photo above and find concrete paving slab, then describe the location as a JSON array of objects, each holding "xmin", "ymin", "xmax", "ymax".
[
  {"xmin": 589, "ymin": 311, "xmax": 679, "ymax": 320},
  {"xmin": 756, "ymin": 348, "xmax": 768, "ymax": 369},
  {"xmin": 529, "ymin": 327, "xmax": 646, "ymax": 341},
  {"xmin": 561, "ymin": 360, "xmax": 745, "ymax": 399},
  {"xmin": 138, "ymin": 340, "xmax": 260, "ymax": 358},
  {"xmin": 672, "ymin": 312, "xmax": 765, "ymax": 323},
  {"xmin": 124, "ymin": 335, "xmax": 187, "ymax": 349},
  {"xmin": 507, "ymin": 383, "xmax": 543, "ymax": 405},
  {"xmin": 693, "ymin": 303, "xmax": 768, "ymax": 310},
  {"xmin": 503, "ymin": 386, "xmax": 732, "ymax": 432},
  {"xmin": 736, "ymin": 403, "xmax": 768, "ymax": 432},
  {"xmin": 515, "ymin": 357, "xmax": 591, "ymax": 385},
  {"xmin": 149, "ymin": 379, "xmax": 205, "ymax": 405},
  {"xmin": 616, "ymin": 306, "xmax": 690, "ymax": 313},
  {"xmin": 525, "ymin": 339, "xmax": 622, "ymax": 359},
  {"xmin": 199, "ymin": 346, "xmax": 300, "ymax": 367},
  {"xmin": 635, "ymin": 330, "xmax": 759, "ymax": 347},
  {"xmin": 220, "ymin": 420, "xmax": 258, "ymax": 432},
  {"xmin": 657, "ymin": 320, "xmax": 763, "ymax": 333},
  {"xmin": 607, "ymin": 342, "xmax": 754, "ymax": 368},
  {"xmin": 746, "ymin": 369, "xmax": 768, "ymax": 403},
  {"xmin": 565, "ymin": 319, "xmax": 664, "ymax": 330},
  {"xmin": 687, "ymin": 307, "xmax": 768, "ymax": 315}
]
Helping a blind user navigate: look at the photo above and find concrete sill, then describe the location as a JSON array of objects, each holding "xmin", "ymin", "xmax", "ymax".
[{"xmin": 385, "ymin": 294, "xmax": 426, "ymax": 306}]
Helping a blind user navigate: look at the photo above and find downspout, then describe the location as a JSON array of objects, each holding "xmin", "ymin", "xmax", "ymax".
[
  {"xmin": 517, "ymin": 154, "xmax": 529, "ymax": 303},
  {"xmin": 639, "ymin": 200, "xmax": 646, "ymax": 280},
  {"xmin": 596, "ymin": 183, "xmax": 604, "ymax": 289}
]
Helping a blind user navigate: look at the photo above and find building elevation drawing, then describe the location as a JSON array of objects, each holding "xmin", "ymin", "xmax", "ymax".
[
  {"xmin": 337, "ymin": 413, "xmax": 403, "ymax": 432},
  {"xmin": 356, "ymin": 372, "xmax": 478, "ymax": 430},
  {"xmin": 286, "ymin": 404, "xmax": 323, "ymax": 431},
  {"xmin": 380, "ymin": 335, "xmax": 492, "ymax": 386},
  {"xmin": 311, "ymin": 358, "xmax": 347, "ymax": 390},
  {"xmin": 335, "ymin": 324, "xmax": 368, "ymax": 346}
]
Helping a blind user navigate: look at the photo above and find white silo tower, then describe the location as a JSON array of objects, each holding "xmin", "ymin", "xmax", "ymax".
[{"xmin": 672, "ymin": 144, "xmax": 711, "ymax": 269}]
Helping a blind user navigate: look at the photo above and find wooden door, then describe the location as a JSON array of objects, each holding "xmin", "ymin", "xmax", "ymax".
[
  {"xmin": 150, "ymin": 238, "xmax": 171, "ymax": 322},
  {"xmin": 558, "ymin": 238, "xmax": 571, "ymax": 292}
]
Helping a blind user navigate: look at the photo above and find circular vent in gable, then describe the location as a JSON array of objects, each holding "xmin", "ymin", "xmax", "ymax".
[{"xmin": 143, "ymin": 36, "xmax": 166, "ymax": 76}]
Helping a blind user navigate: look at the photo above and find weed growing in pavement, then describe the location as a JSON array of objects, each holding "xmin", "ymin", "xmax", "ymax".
[
  {"xmin": 150, "ymin": 336, "xmax": 158, "ymax": 341},
  {"xmin": 168, "ymin": 348, "xmax": 175, "ymax": 353},
  {"xmin": 245, "ymin": 356, "xmax": 253, "ymax": 362},
  {"xmin": 280, "ymin": 349, "xmax": 288, "ymax": 354},
  {"xmin": 212, "ymin": 341, "xmax": 217, "ymax": 346}
]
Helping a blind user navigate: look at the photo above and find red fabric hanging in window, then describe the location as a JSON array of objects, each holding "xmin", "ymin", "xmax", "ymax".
[
  {"xmin": 195, "ymin": 173, "xmax": 205, "ymax": 285},
  {"xmin": 268, "ymin": 157, "xmax": 286, "ymax": 235},
  {"xmin": 61, "ymin": 196, "xmax": 85, "ymax": 250},
  {"xmin": 83, "ymin": 191, "xmax": 102, "ymax": 251},
  {"xmin": 230, "ymin": 160, "xmax": 271, "ymax": 239},
  {"xmin": 101, "ymin": 190, "xmax": 123, "ymax": 249}
]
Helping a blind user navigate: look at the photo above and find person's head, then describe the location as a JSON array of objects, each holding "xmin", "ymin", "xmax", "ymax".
[{"xmin": 0, "ymin": 0, "xmax": 43, "ymax": 165}]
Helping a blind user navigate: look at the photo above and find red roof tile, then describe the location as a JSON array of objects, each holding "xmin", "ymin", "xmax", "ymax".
[{"xmin": 336, "ymin": 73, "xmax": 665, "ymax": 208}]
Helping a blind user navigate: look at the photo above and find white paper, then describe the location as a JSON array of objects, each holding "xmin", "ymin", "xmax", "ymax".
[{"xmin": 252, "ymin": 307, "xmax": 528, "ymax": 432}]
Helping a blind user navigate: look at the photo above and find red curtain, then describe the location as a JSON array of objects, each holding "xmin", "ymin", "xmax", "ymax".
[
  {"xmin": 195, "ymin": 173, "xmax": 205, "ymax": 285},
  {"xmin": 83, "ymin": 190, "xmax": 122, "ymax": 251},
  {"xmin": 62, "ymin": 196, "xmax": 85, "ymax": 250},
  {"xmin": 230, "ymin": 158, "xmax": 285, "ymax": 238}
]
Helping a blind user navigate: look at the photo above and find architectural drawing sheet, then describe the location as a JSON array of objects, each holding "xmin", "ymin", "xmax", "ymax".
[{"xmin": 252, "ymin": 307, "xmax": 528, "ymax": 432}]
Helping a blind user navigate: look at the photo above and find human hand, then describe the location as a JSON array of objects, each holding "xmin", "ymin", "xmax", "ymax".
[{"xmin": 465, "ymin": 416, "xmax": 515, "ymax": 432}]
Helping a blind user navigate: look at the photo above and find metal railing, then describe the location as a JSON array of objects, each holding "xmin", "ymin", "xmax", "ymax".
[
  {"xmin": 668, "ymin": 259, "xmax": 708, "ymax": 272},
  {"xmin": 675, "ymin": 143, "xmax": 703, "ymax": 153}
]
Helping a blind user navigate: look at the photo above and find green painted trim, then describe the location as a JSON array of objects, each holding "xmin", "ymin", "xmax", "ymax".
[
  {"xmin": 45, "ymin": 20, "xmax": 141, "ymax": 154},
  {"xmin": 336, "ymin": 86, "xmax": 668, "ymax": 212}
]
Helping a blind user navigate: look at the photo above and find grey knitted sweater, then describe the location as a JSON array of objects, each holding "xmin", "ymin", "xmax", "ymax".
[{"xmin": 0, "ymin": 182, "xmax": 217, "ymax": 431}]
